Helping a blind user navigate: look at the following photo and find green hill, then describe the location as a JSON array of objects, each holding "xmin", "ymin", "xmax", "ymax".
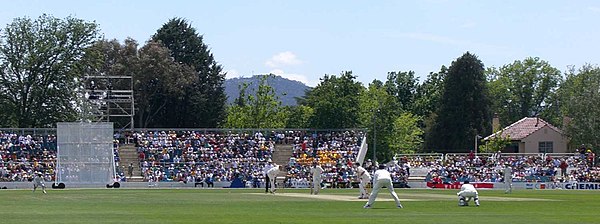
[{"xmin": 224, "ymin": 75, "xmax": 311, "ymax": 106}]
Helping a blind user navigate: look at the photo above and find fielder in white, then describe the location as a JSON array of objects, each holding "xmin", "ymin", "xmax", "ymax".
[
  {"xmin": 503, "ymin": 165, "xmax": 512, "ymax": 194},
  {"xmin": 354, "ymin": 162, "xmax": 371, "ymax": 199},
  {"xmin": 310, "ymin": 161, "xmax": 324, "ymax": 195},
  {"xmin": 267, "ymin": 164, "xmax": 283, "ymax": 194},
  {"xmin": 32, "ymin": 172, "xmax": 47, "ymax": 194},
  {"xmin": 457, "ymin": 180, "xmax": 479, "ymax": 206},
  {"xmin": 364, "ymin": 164, "xmax": 403, "ymax": 208}
]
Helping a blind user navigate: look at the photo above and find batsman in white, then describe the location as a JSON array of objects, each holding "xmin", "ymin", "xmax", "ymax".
[
  {"xmin": 267, "ymin": 164, "xmax": 283, "ymax": 194},
  {"xmin": 364, "ymin": 164, "xmax": 403, "ymax": 208},
  {"xmin": 310, "ymin": 161, "xmax": 324, "ymax": 195},
  {"xmin": 32, "ymin": 172, "xmax": 47, "ymax": 194},
  {"xmin": 354, "ymin": 162, "xmax": 371, "ymax": 199},
  {"xmin": 457, "ymin": 180, "xmax": 479, "ymax": 206}
]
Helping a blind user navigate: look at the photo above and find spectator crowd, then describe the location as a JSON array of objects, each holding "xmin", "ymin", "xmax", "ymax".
[
  {"xmin": 0, "ymin": 131, "xmax": 57, "ymax": 182},
  {"xmin": 2, "ymin": 129, "xmax": 599, "ymax": 188},
  {"xmin": 132, "ymin": 130, "xmax": 368, "ymax": 189},
  {"xmin": 422, "ymin": 150, "xmax": 599, "ymax": 184},
  {"xmin": 0, "ymin": 131, "xmax": 121, "ymax": 183}
]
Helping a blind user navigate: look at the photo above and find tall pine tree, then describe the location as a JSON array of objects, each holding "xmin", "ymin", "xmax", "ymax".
[
  {"xmin": 426, "ymin": 52, "xmax": 491, "ymax": 152},
  {"xmin": 152, "ymin": 18, "xmax": 226, "ymax": 127}
]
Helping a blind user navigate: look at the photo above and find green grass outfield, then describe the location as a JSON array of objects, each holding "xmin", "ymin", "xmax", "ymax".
[{"xmin": 1, "ymin": 188, "xmax": 598, "ymax": 224}]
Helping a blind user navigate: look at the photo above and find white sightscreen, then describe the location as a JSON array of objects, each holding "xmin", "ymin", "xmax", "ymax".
[
  {"xmin": 56, "ymin": 122, "xmax": 115, "ymax": 185},
  {"xmin": 356, "ymin": 136, "xmax": 368, "ymax": 165}
]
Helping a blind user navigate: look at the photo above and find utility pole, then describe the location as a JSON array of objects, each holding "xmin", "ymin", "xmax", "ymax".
[
  {"xmin": 373, "ymin": 111, "xmax": 377, "ymax": 164},
  {"xmin": 371, "ymin": 101, "xmax": 381, "ymax": 164},
  {"xmin": 475, "ymin": 134, "xmax": 482, "ymax": 156}
]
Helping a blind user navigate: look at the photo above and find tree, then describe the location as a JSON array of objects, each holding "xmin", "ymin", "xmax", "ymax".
[
  {"xmin": 558, "ymin": 65, "xmax": 600, "ymax": 151},
  {"xmin": 223, "ymin": 74, "xmax": 287, "ymax": 129},
  {"xmin": 426, "ymin": 52, "xmax": 492, "ymax": 152},
  {"xmin": 233, "ymin": 82, "xmax": 249, "ymax": 107},
  {"xmin": 284, "ymin": 105, "xmax": 314, "ymax": 128},
  {"xmin": 480, "ymin": 130, "xmax": 511, "ymax": 153},
  {"xmin": 413, "ymin": 66, "xmax": 447, "ymax": 117},
  {"xmin": 359, "ymin": 79, "xmax": 399, "ymax": 163},
  {"xmin": 413, "ymin": 67, "xmax": 447, "ymax": 153},
  {"xmin": 152, "ymin": 18, "xmax": 226, "ymax": 127},
  {"xmin": 83, "ymin": 39, "xmax": 138, "ymax": 83},
  {"xmin": 79, "ymin": 38, "xmax": 139, "ymax": 127},
  {"xmin": 223, "ymin": 103, "xmax": 250, "ymax": 129},
  {"xmin": 486, "ymin": 67, "xmax": 511, "ymax": 127},
  {"xmin": 134, "ymin": 41, "xmax": 197, "ymax": 128},
  {"xmin": 487, "ymin": 57, "xmax": 562, "ymax": 126},
  {"xmin": 82, "ymin": 39, "xmax": 197, "ymax": 128},
  {"xmin": 384, "ymin": 71, "xmax": 419, "ymax": 112},
  {"xmin": 389, "ymin": 112, "xmax": 424, "ymax": 154},
  {"xmin": 247, "ymin": 74, "xmax": 287, "ymax": 128},
  {"xmin": 305, "ymin": 71, "xmax": 364, "ymax": 129},
  {"xmin": 0, "ymin": 15, "xmax": 100, "ymax": 127}
]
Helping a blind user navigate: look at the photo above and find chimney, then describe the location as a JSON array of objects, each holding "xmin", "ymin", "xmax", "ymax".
[
  {"xmin": 492, "ymin": 113, "xmax": 500, "ymax": 132},
  {"xmin": 562, "ymin": 116, "xmax": 572, "ymax": 129}
]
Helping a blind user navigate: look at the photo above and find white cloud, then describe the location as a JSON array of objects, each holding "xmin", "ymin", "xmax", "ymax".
[
  {"xmin": 265, "ymin": 51, "xmax": 303, "ymax": 68},
  {"xmin": 561, "ymin": 16, "xmax": 580, "ymax": 22},
  {"xmin": 225, "ymin": 69, "xmax": 241, "ymax": 79},
  {"xmin": 269, "ymin": 69, "xmax": 315, "ymax": 87},
  {"xmin": 460, "ymin": 21, "xmax": 477, "ymax": 29},
  {"xmin": 589, "ymin": 6, "xmax": 600, "ymax": 13}
]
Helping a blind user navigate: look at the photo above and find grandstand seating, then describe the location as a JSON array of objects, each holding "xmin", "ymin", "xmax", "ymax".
[
  {"xmin": 0, "ymin": 131, "xmax": 57, "ymax": 182},
  {"xmin": 1, "ymin": 129, "xmax": 599, "ymax": 186},
  {"xmin": 421, "ymin": 152, "xmax": 595, "ymax": 183},
  {"xmin": 131, "ymin": 130, "xmax": 366, "ymax": 189},
  {"xmin": 286, "ymin": 130, "xmax": 364, "ymax": 188},
  {"xmin": 132, "ymin": 130, "xmax": 276, "ymax": 184},
  {"xmin": 0, "ymin": 130, "xmax": 120, "ymax": 182}
]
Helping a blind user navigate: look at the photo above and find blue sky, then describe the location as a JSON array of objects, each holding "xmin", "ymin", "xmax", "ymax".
[{"xmin": 2, "ymin": 0, "xmax": 599, "ymax": 86}]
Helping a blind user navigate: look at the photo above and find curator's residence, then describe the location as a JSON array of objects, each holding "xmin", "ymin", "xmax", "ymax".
[{"xmin": 484, "ymin": 117, "xmax": 569, "ymax": 153}]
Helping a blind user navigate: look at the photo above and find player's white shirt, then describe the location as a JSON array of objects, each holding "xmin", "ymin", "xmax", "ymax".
[
  {"xmin": 267, "ymin": 165, "xmax": 280, "ymax": 179},
  {"xmin": 373, "ymin": 169, "xmax": 392, "ymax": 181},
  {"xmin": 357, "ymin": 166, "xmax": 371, "ymax": 180},
  {"xmin": 460, "ymin": 183, "xmax": 477, "ymax": 192},
  {"xmin": 263, "ymin": 163, "xmax": 274, "ymax": 175},
  {"xmin": 503, "ymin": 167, "xmax": 512, "ymax": 181},
  {"xmin": 311, "ymin": 165, "xmax": 324, "ymax": 179}
]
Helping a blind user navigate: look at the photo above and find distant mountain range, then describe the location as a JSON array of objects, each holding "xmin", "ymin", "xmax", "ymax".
[{"xmin": 224, "ymin": 75, "xmax": 311, "ymax": 106}]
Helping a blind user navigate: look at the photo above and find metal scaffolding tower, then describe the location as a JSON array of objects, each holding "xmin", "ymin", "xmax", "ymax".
[{"xmin": 84, "ymin": 75, "xmax": 135, "ymax": 130}]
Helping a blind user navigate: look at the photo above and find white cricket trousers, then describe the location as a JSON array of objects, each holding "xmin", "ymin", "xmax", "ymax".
[
  {"xmin": 366, "ymin": 178, "xmax": 401, "ymax": 207},
  {"xmin": 359, "ymin": 178, "xmax": 370, "ymax": 196},
  {"xmin": 312, "ymin": 178, "xmax": 321, "ymax": 194},
  {"xmin": 269, "ymin": 176, "xmax": 277, "ymax": 193},
  {"xmin": 458, "ymin": 190, "xmax": 478, "ymax": 202}
]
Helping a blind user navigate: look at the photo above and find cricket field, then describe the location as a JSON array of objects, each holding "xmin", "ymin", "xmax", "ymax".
[{"xmin": 0, "ymin": 188, "xmax": 597, "ymax": 223}]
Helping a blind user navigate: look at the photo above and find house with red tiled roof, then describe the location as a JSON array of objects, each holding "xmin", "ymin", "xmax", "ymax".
[{"xmin": 483, "ymin": 117, "xmax": 568, "ymax": 153}]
